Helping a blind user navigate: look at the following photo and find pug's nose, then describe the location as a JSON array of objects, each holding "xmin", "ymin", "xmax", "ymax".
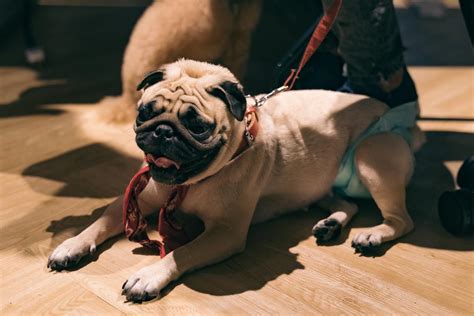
[{"xmin": 153, "ymin": 124, "xmax": 174, "ymax": 139}]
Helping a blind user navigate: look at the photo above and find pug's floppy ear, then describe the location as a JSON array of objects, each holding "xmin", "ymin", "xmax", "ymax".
[
  {"xmin": 208, "ymin": 81, "xmax": 247, "ymax": 121},
  {"xmin": 136, "ymin": 70, "xmax": 164, "ymax": 91}
]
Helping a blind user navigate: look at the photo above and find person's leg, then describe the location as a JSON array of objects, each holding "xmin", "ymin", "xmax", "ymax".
[{"xmin": 321, "ymin": 0, "xmax": 418, "ymax": 107}]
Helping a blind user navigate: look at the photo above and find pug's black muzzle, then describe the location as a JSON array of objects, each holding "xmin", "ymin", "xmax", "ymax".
[{"xmin": 135, "ymin": 113, "xmax": 224, "ymax": 185}]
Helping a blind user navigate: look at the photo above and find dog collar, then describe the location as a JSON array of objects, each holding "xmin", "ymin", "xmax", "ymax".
[
  {"xmin": 243, "ymin": 106, "xmax": 259, "ymax": 145},
  {"xmin": 234, "ymin": 86, "xmax": 287, "ymax": 156},
  {"xmin": 232, "ymin": 106, "xmax": 259, "ymax": 159}
]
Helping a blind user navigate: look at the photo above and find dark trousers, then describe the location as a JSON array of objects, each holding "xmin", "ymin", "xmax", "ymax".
[{"xmin": 321, "ymin": 0, "xmax": 406, "ymax": 92}]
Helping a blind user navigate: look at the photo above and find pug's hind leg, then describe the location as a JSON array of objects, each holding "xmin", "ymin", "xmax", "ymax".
[
  {"xmin": 351, "ymin": 132, "xmax": 414, "ymax": 254},
  {"xmin": 312, "ymin": 195, "xmax": 358, "ymax": 242}
]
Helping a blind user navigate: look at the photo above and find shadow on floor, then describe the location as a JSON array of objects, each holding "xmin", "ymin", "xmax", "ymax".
[
  {"xmin": 171, "ymin": 208, "xmax": 313, "ymax": 296},
  {"xmin": 0, "ymin": 6, "xmax": 144, "ymax": 117},
  {"xmin": 22, "ymin": 143, "xmax": 142, "ymax": 198},
  {"xmin": 45, "ymin": 205, "xmax": 122, "ymax": 271}
]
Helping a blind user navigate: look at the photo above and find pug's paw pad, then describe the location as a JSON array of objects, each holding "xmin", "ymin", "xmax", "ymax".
[
  {"xmin": 351, "ymin": 231, "xmax": 382, "ymax": 254},
  {"xmin": 312, "ymin": 218, "xmax": 342, "ymax": 241},
  {"xmin": 47, "ymin": 237, "xmax": 96, "ymax": 271}
]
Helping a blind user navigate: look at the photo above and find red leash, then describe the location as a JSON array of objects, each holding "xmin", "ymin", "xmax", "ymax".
[{"xmin": 283, "ymin": 0, "xmax": 342, "ymax": 90}]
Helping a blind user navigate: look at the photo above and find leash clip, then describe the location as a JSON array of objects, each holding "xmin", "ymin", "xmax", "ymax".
[{"xmin": 247, "ymin": 85, "xmax": 288, "ymax": 108}]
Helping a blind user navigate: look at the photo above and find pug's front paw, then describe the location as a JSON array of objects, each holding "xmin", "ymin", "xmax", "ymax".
[
  {"xmin": 47, "ymin": 237, "xmax": 96, "ymax": 271},
  {"xmin": 122, "ymin": 263, "xmax": 172, "ymax": 303}
]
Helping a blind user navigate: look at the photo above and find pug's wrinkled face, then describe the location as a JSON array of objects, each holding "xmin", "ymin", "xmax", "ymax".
[{"xmin": 134, "ymin": 59, "xmax": 247, "ymax": 185}]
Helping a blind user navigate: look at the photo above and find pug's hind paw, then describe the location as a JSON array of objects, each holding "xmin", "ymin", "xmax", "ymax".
[
  {"xmin": 351, "ymin": 231, "xmax": 382, "ymax": 254},
  {"xmin": 312, "ymin": 218, "xmax": 342, "ymax": 242}
]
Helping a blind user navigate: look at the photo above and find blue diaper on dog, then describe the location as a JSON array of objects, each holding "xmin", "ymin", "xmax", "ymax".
[{"xmin": 332, "ymin": 101, "xmax": 418, "ymax": 198}]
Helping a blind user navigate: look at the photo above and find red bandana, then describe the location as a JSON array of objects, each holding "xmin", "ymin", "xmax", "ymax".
[{"xmin": 122, "ymin": 165, "xmax": 190, "ymax": 258}]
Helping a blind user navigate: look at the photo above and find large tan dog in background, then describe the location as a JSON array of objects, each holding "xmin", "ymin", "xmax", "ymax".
[
  {"xmin": 101, "ymin": 0, "xmax": 262, "ymax": 123},
  {"xmin": 49, "ymin": 60, "xmax": 423, "ymax": 302}
]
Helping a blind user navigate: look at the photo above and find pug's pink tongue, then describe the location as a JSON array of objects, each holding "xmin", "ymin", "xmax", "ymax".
[{"xmin": 146, "ymin": 154, "xmax": 181, "ymax": 169}]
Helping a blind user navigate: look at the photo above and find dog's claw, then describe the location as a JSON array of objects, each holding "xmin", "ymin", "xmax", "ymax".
[
  {"xmin": 48, "ymin": 254, "xmax": 83, "ymax": 271},
  {"xmin": 121, "ymin": 276, "xmax": 161, "ymax": 303},
  {"xmin": 124, "ymin": 291, "xmax": 156, "ymax": 303},
  {"xmin": 48, "ymin": 238, "xmax": 96, "ymax": 272},
  {"xmin": 352, "ymin": 240, "xmax": 379, "ymax": 254},
  {"xmin": 141, "ymin": 292, "xmax": 155, "ymax": 302}
]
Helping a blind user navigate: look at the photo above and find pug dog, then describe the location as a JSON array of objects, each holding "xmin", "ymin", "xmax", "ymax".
[{"xmin": 48, "ymin": 59, "xmax": 423, "ymax": 302}]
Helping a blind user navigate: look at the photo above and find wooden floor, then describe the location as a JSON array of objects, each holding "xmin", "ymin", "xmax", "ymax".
[{"xmin": 1, "ymin": 64, "xmax": 473, "ymax": 314}]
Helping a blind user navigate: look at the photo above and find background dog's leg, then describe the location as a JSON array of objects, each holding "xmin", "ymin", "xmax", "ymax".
[
  {"xmin": 48, "ymin": 182, "xmax": 167, "ymax": 270},
  {"xmin": 312, "ymin": 195, "xmax": 358, "ymax": 242},
  {"xmin": 221, "ymin": 29, "xmax": 253, "ymax": 80},
  {"xmin": 221, "ymin": 0, "xmax": 262, "ymax": 80},
  {"xmin": 351, "ymin": 132, "xmax": 415, "ymax": 254}
]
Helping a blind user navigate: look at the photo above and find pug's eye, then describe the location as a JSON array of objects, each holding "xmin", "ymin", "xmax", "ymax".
[
  {"xmin": 189, "ymin": 118, "xmax": 209, "ymax": 134},
  {"xmin": 181, "ymin": 107, "xmax": 215, "ymax": 138},
  {"xmin": 137, "ymin": 100, "xmax": 158, "ymax": 123}
]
